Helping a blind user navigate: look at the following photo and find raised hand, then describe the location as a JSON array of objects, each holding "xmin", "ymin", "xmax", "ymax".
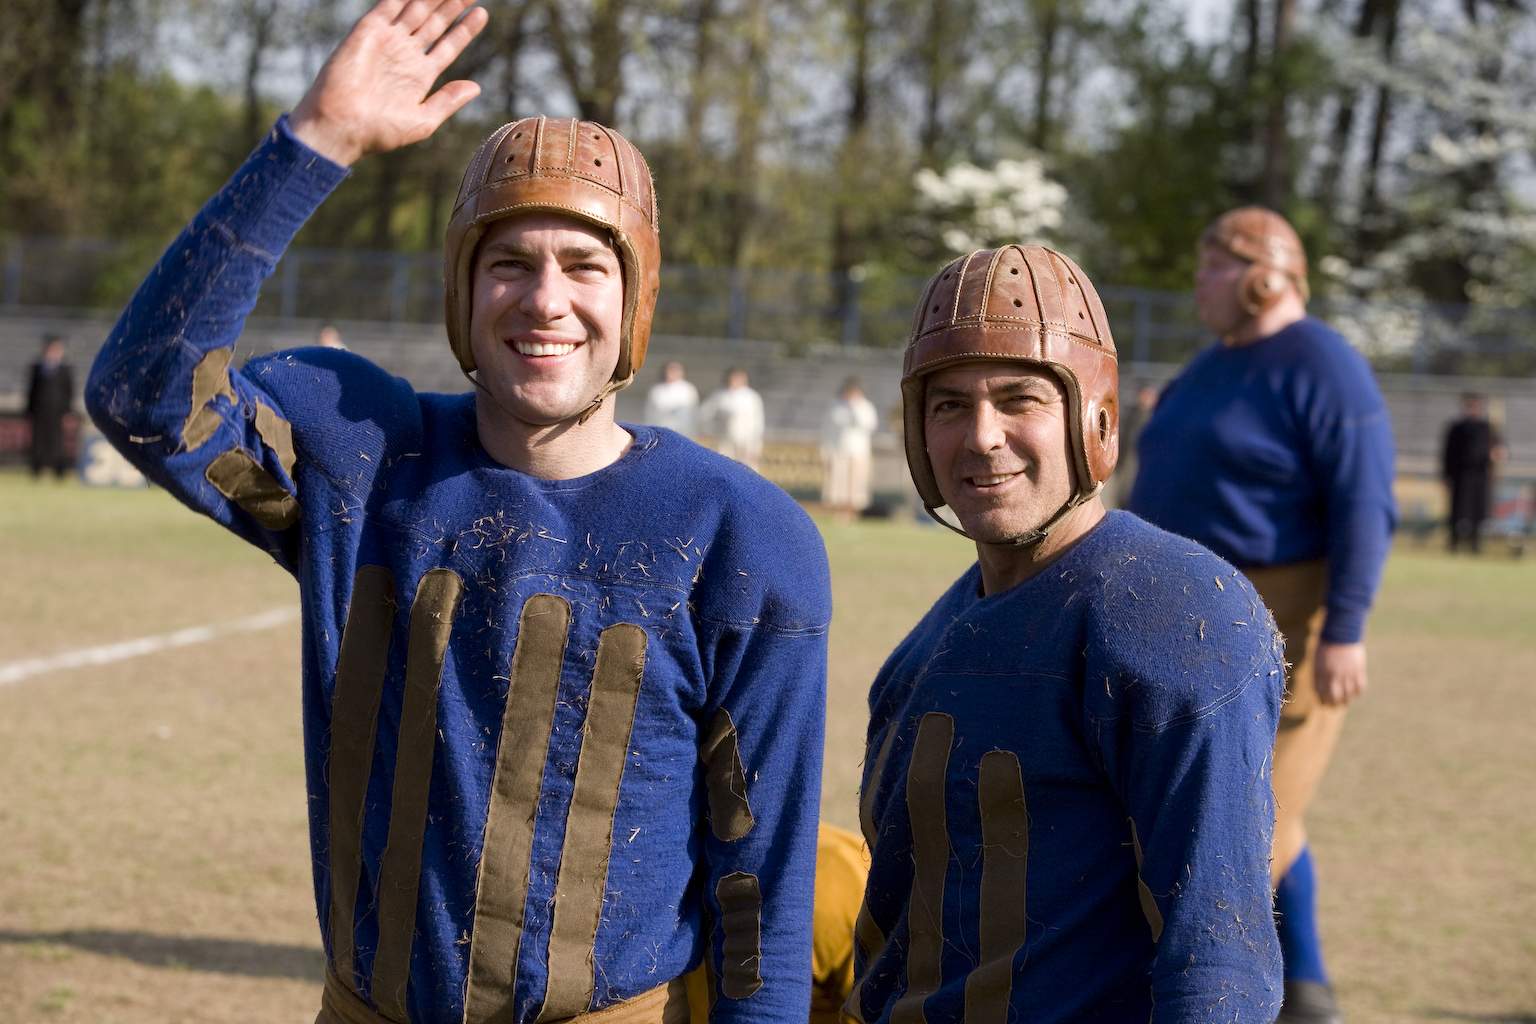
[{"xmin": 289, "ymin": 0, "xmax": 489, "ymax": 166}]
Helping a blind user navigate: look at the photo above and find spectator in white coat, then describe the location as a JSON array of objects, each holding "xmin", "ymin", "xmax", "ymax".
[
  {"xmin": 644, "ymin": 359, "xmax": 700, "ymax": 436},
  {"xmin": 821, "ymin": 377, "xmax": 878, "ymax": 521},
  {"xmin": 701, "ymin": 367, "xmax": 766, "ymax": 470}
]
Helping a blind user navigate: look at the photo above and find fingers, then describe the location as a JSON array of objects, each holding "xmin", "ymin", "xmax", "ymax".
[
  {"xmin": 415, "ymin": 79, "xmax": 483, "ymax": 138},
  {"xmin": 366, "ymin": 0, "xmax": 411, "ymax": 23},
  {"xmin": 417, "ymin": 0, "xmax": 479, "ymax": 42},
  {"xmin": 392, "ymin": 0, "xmax": 438, "ymax": 33},
  {"xmin": 428, "ymin": 4, "xmax": 488, "ymax": 67},
  {"xmin": 395, "ymin": 0, "xmax": 462, "ymax": 35},
  {"xmin": 1316, "ymin": 670, "xmax": 1365, "ymax": 707}
]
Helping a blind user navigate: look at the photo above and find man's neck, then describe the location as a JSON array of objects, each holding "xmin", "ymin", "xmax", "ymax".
[
  {"xmin": 475, "ymin": 397, "xmax": 633, "ymax": 479},
  {"xmin": 976, "ymin": 498, "xmax": 1107, "ymax": 596},
  {"xmin": 1223, "ymin": 298, "xmax": 1307, "ymax": 347}
]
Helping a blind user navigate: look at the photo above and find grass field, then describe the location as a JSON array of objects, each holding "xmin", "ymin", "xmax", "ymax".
[{"xmin": 1, "ymin": 472, "xmax": 1533, "ymax": 1023}]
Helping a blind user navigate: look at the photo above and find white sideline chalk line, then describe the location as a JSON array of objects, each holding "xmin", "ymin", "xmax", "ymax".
[{"xmin": 0, "ymin": 606, "xmax": 301, "ymax": 687}]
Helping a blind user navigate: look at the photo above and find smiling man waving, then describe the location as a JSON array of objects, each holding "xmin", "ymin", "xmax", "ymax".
[
  {"xmin": 846, "ymin": 245, "xmax": 1284, "ymax": 1022},
  {"xmin": 84, "ymin": 3, "xmax": 830, "ymax": 1022}
]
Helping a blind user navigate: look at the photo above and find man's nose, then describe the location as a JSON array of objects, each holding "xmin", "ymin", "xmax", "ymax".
[
  {"xmin": 518, "ymin": 262, "xmax": 573, "ymax": 323},
  {"xmin": 964, "ymin": 403, "xmax": 1005, "ymax": 454}
]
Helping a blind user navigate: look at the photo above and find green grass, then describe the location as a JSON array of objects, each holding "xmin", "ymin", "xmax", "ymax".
[{"xmin": 0, "ymin": 470, "xmax": 1532, "ymax": 1023}]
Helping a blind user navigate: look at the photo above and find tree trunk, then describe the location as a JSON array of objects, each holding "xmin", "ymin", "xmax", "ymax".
[
  {"xmin": 542, "ymin": 0, "xmax": 627, "ymax": 125},
  {"xmin": 1259, "ymin": 0, "xmax": 1297, "ymax": 208},
  {"xmin": 1242, "ymin": 0, "xmax": 1264, "ymax": 85},
  {"xmin": 1315, "ymin": 0, "xmax": 1382, "ymax": 221},
  {"xmin": 724, "ymin": 1, "xmax": 768, "ymax": 269},
  {"xmin": 671, "ymin": 0, "xmax": 721, "ymax": 252},
  {"xmin": 242, "ymin": 1, "xmax": 281, "ymax": 148},
  {"xmin": 1032, "ymin": 0, "xmax": 1061, "ymax": 151},
  {"xmin": 587, "ymin": 0, "xmax": 626, "ymax": 125},
  {"xmin": 1357, "ymin": 0, "xmax": 1399, "ymax": 241},
  {"xmin": 831, "ymin": 0, "xmax": 873, "ymax": 332}
]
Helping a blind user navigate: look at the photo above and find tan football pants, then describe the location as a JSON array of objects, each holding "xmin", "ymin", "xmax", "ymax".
[{"xmin": 1242, "ymin": 559, "xmax": 1349, "ymax": 884}]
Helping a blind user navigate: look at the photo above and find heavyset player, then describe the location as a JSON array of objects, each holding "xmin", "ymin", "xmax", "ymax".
[{"xmin": 82, "ymin": 2, "xmax": 1390, "ymax": 1022}]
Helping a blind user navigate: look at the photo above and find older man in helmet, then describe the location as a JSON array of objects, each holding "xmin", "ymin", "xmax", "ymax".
[
  {"xmin": 84, "ymin": 3, "xmax": 829, "ymax": 1022},
  {"xmin": 846, "ymin": 246, "xmax": 1284, "ymax": 1023},
  {"xmin": 1129, "ymin": 208, "xmax": 1396, "ymax": 1024}
]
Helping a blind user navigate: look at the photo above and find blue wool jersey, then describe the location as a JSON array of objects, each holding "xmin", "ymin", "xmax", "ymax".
[
  {"xmin": 86, "ymin": 119, "xmax": 830, "ymax": 1023},
  {"xmin": 850, "ymin": 512, "xmax": 1284, "ymax": 1023},
  {"xmin": 1127, "ymin": 319, "xmax": 1396, "ymax": 643}
]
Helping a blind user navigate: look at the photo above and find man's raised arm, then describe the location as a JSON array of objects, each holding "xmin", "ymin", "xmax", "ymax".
[{"xmin": 85, "ymin": 0, "xmax": 487, "ymax": 563}]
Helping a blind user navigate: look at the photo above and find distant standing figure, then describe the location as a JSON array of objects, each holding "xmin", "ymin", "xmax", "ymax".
[
  {"xmin": 644, "ymin": 359, "xmax": 700, "ymax": 436},
  {"xmin": 27, "ymin": 334, "xmax": 74, "ymax": 480},
  {"xmin": 701, "ymin": 366, "xmax": 765, "ymax": 470},
  {"xmin": 316, "ymin": 323, "xmax": 347, "ymax": 349},
  {"xmin": 1441, "ymin": 393, "xmax": 1505, "ymax": 553},
  {"xmin": 1130, "ymin": 207, "xmax": 1397, "ymax": 1024},
  {"xmin": 820, "ymin": 377, "xmax": 878, "ymax": 519}
]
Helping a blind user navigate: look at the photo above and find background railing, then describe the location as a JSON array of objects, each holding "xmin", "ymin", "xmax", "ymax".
[{"xmin": 6, "ymin": 236, "xmax": 1536, "ymax": 377}]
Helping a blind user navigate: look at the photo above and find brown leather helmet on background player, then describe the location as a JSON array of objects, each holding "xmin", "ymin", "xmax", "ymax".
[
  {"xmin": 902, "ymin": 244, "xmax": 1119, "ymax": 544},
  {"xmin": 1201, "ymin": 206, "xmax": 1309, "ymax": 315},
  {"xmin": 444, "ymin": 116, "xmax": 660, "ymax": 417}
]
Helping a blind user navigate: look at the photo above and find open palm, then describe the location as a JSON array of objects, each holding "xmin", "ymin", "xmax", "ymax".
[{"xmin": 290, "ymin": 0, "xmax": 489, "ymax": 166}]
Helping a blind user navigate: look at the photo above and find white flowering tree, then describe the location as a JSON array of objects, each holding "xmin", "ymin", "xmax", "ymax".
[
  {"xmin": 1327, "ymin": 4, "xmax": 1536, "ymax": 308},
  {"xmin": 913, "ymin": 156, "xmax": 1069, "ymax": 255}
]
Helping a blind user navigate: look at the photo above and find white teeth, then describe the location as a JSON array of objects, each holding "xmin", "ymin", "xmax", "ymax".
[
  {"xmin": 512, "ymin": 340, "xmax": 577, "ymax": 356},
  {"xmin": 971, "ymin": 473, "xmax": 1015, "ymax": 486}
]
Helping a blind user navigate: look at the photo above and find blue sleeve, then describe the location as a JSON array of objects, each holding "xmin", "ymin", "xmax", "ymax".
[
  {"xmin": 1297, "ymin": 346, "xmax": 1396, "ymax": 643},
  {"xmin": 84, "ymin": 116, "xmax": 348, "ymax": 570},
  {"xmin": 695, "ymin": 515, "xmax": 830, "ymax": 1022},
  {"xmin": 1088, "ymin": 559, "xmax": 1285, "ymax": 1022}
]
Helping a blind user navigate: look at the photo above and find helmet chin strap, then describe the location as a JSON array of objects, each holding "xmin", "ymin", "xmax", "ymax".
[
  {"xmin": 924, "ymin": 481, "xmax": 1102, "ymax": 548},
  {"xmin": 461, "ymin": 364, "xmax": 631, "ymax": 431}
]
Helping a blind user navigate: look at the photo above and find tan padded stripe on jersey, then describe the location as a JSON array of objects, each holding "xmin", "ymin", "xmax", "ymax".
[
  {"xmin": 845, "ymin": 723, "xmax": 898, "ymax": 1021},
  {"xmin": 962, "ymin": 750, "xmax": 1029, "ymax": 1022},
  {"xmin": 253, "ymin": 401, "xmax": 298, "ymax": 478},
  {"xmin": 204, "ymin": 449, "xmax": 299, "ymax": 529},
  {"xmin": 890, "ymin": 712, "xmax": 954, "ymax": 1024},
  {"xmin": 537, "ymin": 623, "xmax": 648, "ymax": 1021},
  {"xmin": 715, "ymin": 871, "xmax": 764, "ymax": 999},
  {"xmin": 183, "ymin": 348, "xmax": 238, "ymax": 451},
  {"xmin": 370, "ymin": 569, "xmax": 464, "ymax": 1019},
  {"xmin": 326, "ymin": 566, "xmax": 398, "ymax": 990},
  {"xmin": 858, "ymin": 726, "xmax": 898, "ymax": 853},
  {"xmin": 1129, "ymin": 819, "xmax": 1165, "ymax": 942},
  {"xmin": 464, "ymin": 595, "xmax": 572, "ymax": 1024},
  {"xmin": 700, "ymin": 708, "xmax": 755, "ymax": 842}
]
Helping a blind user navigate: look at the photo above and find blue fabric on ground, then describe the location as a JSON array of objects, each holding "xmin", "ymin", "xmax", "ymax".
[
  {"xmin": 1127, "ymin": 319, "xmax": 1397, "ymax": 643},
  {"xmin": 1275, "ymin": 846, "xmax": 1330, "ymax": 985},
  {"xmin": 852, "ymin": 511, "xmax": 1285, "ymax": 1023},
  {"xmin": 86, "ymin": 117, "xmax": 830, "ymax": 1023}
]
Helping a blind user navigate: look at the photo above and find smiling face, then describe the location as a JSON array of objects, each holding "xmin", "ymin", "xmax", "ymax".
[
  {"xmin": 468, "ymin": 212, "xmax": 625, "ymax": 429},
  {"xmin": 922, "ymin": 361, "xmax": 1076, "ymax": 545}
]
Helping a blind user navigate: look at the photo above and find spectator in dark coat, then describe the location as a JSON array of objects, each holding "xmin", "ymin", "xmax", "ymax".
[
  {"xmin": 26, "ymin": 334, "xmax": 74, "ymax": 480},
  {"xmin": 1441, "ymin": 393, "xmax": 1506, "ymax": 553}
]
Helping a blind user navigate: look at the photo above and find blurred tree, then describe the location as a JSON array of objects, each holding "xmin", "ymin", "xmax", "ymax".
[
  {"xmin": 1325, "ymin": 0, "xmax": 1536, "ymax": 312},
  {"xmin": 542, "ymin": 0, "xmax": 632, "ymax": 124}
]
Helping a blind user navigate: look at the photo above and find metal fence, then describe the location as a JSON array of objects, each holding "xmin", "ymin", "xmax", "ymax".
[{"xmin": 5, "ymin": 235, "xmax": 1536, "ymax": 376}]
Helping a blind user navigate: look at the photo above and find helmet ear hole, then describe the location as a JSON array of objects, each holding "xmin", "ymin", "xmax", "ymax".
[{"xmin": 1097, "ymin": 407, "xmax": 1111, "ymax": 444}]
